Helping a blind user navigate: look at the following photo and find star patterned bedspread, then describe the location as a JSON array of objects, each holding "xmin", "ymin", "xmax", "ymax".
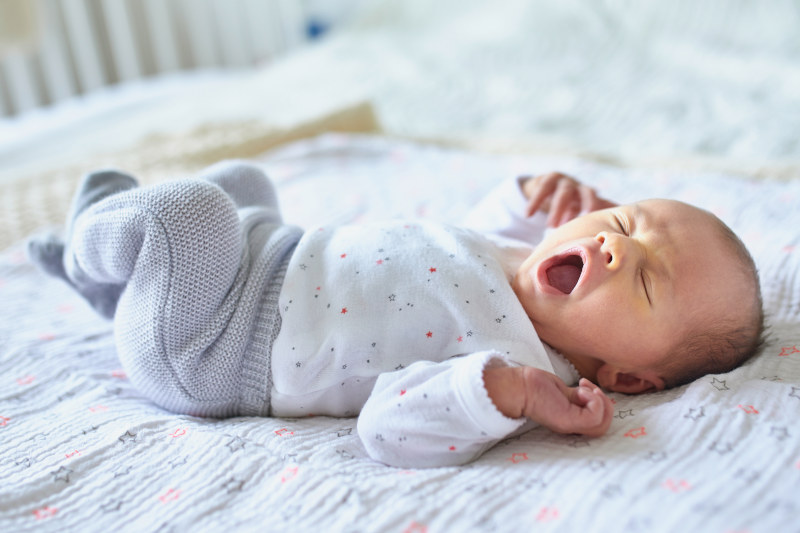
[{"xmin": 1, "ymin": 134, "xmax": 798, "ymax": 532}]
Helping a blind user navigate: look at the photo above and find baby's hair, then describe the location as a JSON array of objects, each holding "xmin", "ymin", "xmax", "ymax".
[{"xmin": 660, "ymin": 215, "xmax": 767, "ymax": 389}]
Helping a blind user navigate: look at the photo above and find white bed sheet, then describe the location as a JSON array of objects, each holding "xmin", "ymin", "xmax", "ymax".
[{"xmin": 1, "ymin": 134, "xmax": 799, "ymax": 532}]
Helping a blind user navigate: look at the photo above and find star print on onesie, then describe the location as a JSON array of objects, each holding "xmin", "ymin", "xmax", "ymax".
[{"xmin": 270, "ymin": 205, "xmax": 580, "ymax": 466}]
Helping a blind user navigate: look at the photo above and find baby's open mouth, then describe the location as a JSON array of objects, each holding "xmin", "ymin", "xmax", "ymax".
[{"xmin": 545, "ymin": 254, "xmax": 584, "ymax": 294}]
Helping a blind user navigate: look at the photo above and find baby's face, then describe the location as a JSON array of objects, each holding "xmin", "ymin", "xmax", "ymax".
[{"xmin": 512, "ymin": 199, "xmax": 746, "ymax": 391}]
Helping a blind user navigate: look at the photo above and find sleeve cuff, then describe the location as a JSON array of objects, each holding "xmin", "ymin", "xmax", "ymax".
[{"xmin": 453, "ymin": 351, "xmax": 527, "ymax": 438}]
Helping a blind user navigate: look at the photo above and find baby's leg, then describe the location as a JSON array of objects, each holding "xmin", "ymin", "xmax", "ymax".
[
  {"xmin": 85, "ymin": 175, "xmax": 300, "ymax": 417},
  {"xmin": 66, "ymin": 178, "xmax": 254, "ymax": 414},
  {"xmin": 27, "ymin": 170, "xmax": 138, "ymax": 318}
]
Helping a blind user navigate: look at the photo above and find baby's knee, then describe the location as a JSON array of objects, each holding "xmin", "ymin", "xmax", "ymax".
[
  {"xmin": 198, "ymin": 160, "xmax": 269, "ymax": 186},
  {"xmin": 78, "ymin": 179, "xmax": 241, "ymax": 264},
  {"xmin": 197, "ymin": 161, "xmax": 277, "ymax": 208},
  {"xmin": 143, "ymin": 179, "xmax": 238, "ymax": 222}
]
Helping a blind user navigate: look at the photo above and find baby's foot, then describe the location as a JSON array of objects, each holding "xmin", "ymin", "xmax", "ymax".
[
  {"xmin": 27, "ymin": 170, "xmax": 138, "ymax": 319},
  {"xmin": 66, "ymin": 170, "xmax": 139, "ymax": 228},
  {"xmin": 26, "ymin": 233, "xmax": 68, "ymax": 279},
  {"xmin": 197, "ymin": 160, "xmax": 279, "ymax": 211}
]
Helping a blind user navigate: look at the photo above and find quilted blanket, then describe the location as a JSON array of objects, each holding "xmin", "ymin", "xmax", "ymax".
[{"xmin": 1, "ymin": 134, "xmax": 798, "ymax": 532}]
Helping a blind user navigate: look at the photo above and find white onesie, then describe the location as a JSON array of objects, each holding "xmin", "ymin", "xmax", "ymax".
[{"xmin": 270, "ymin": 177, "xmax": 579, "ymax": 467}]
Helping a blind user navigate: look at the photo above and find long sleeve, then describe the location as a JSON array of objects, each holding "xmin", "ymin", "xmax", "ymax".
[
  {"xmin": 357, "ymin": 351, "xmax": 533, "ymax": 468},
  {"xmin": 460, "ymin": 176, "xmax": 549, "ymax": 247}
]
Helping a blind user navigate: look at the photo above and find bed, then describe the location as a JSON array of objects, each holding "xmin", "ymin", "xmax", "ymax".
[{"xmin": 2, "ymin": 1, "xmax": 799, "ymax": 532}]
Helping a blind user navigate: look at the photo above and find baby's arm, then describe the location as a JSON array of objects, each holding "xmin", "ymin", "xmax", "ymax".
[
  {"xmin": 461, "ymin": 171, "xmax": 616, "ymax": 244},
  {"xmin": 484, "ymin": 366, "xmax": 613, "ymax": 438},
  {"xmin": 357, "ymin": 352, "xmax": 613, "ymax": 468},
  {"xmin": 358, "ymin": 352, "xmax": 531, "ymax": 468}
]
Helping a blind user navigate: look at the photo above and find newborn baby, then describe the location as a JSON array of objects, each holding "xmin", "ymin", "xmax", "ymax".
[{"xmin": 27, "ymin": 163, "xmax": 765, "ymax": 467}]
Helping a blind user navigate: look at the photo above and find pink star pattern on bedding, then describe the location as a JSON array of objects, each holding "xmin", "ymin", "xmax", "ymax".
[
  {"xmin": 1, "ymin": 135, "xmax": 799, "ymax": 532},
  {"xmin": 779, "ymin": 346, "xmax": 799, "ymax": 356}
]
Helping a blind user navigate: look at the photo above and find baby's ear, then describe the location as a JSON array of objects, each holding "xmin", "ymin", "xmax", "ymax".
[{"xmin": 596, "ymin": 365, "xmax": 666, "ymax": 394}]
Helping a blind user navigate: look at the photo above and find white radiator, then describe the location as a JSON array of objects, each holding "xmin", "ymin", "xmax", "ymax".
[{"xmin": 0, "ymin": 0, "xmax": 308, "ymax": 118}]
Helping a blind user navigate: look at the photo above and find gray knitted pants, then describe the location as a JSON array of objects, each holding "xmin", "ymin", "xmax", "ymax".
[{"xmin": 68, "ymin": 161, "xmax": 302, "ymax": 417}]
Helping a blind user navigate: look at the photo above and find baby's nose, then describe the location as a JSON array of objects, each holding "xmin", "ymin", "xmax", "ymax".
[{"xmin": 595, "ymin": 232, "xmax": 624, "ymax": 269}]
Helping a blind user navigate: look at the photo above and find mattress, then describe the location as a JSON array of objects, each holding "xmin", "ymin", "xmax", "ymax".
[{"xmin": 1, "ymin": 134, "xmax": 798, "ymax": 532}]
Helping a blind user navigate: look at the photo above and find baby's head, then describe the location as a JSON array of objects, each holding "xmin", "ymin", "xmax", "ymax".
[{"xmin": 512, "ymin": 198, "xmax": 765, "ymax": 393}]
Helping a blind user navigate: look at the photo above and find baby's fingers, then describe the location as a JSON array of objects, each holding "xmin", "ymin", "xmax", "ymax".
[
  {"xmin": 577, "ymin": 185, "xmax": 601, "ymax": 215},
  {"xmin": 547, "ymin": 180, "xmax": 579, "ymax": 227},
  {"xmin": 557, "ymin": 204, "xmax": 581, "ymax": 227},
  {"xmin": 524, "ymin": 174, "xmax": 559, "ymax": 217},
  {"xmin": 573, "ymin": 381, "xmax": 613, "ymax": 437}
]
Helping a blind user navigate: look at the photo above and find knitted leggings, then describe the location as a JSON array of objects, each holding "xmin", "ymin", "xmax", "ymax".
[{"xmin": 69, "ymin": 161, "xmax": 301, "ymax": 417}]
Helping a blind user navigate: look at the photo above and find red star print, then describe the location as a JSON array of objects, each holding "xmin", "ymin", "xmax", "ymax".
[
  {"xmin": 449, "ymin": 445, "xmax": 456, "ymax": 451},
  {"xmin": 275, "ymin": 428, "xmax": 294, "ymax": 437},
  {"xmin": 340, "ymin": 253, "xmax": 347, "ymax": 258},
  {"xmin": 400, "ymin": 389, "xmax": 407, "ymax": 396},
  {"xmin": 457, "ymin": 336, "xmax": 463, "ymax": 342},
  {"xmin": 507, "ymin": 452, "xmax": 529, "ymax": 464},
  {"xmin": 426, "ymin": 331, "xmax": 433, "ymax": 338},
  {"xmin": 158, "ymin": 488, "xmax": 182, "ymax": 503},
  {"xmin": 403, "ymin": 521, "xmax": 428, "ymax": 533},
  {"xmin": 16, "ymin": 375, "xmax": 34, "ymax": 386},
  {"xmin": 738, "ymin": 404, "xmax": 759, "ymax": 414},
  {"xmin": 0, "ymin": 415, "xmax": 9, "ymax": 427},
  {"xmin": 376, "ymin": 259, "xmax": 384, "ymax": 265},
  {"xmin": 316, "ymin": 286, "xmax": 321, "ymax": 291},
  {"xmin": 341, "ymin": 307, "xmax": 348, "ymax": 314},
  {"xmin": 624, "ymin": 427, "xmax": 647, "ymax": 439},
  {"xmin": 33, "ymin": 506, "xmax": 58, "ymax": 520},
  {"xmin": 779, "ymin": 346, "xmax": 800, "ymax": 356},
  {"xmin": 536, "ymin": 507, "xmax": 559, "ymax": 523},
  {"xmin": 429, "ymin": 267, "xmax": 437, "ymax": 273},
  {"xmin": 662, "ymin": 479, "xmax": 691, "ymax": 493},
  {"xmin": 169, "ymin": 428, "xmax": 187, "ymax": 438},
  {"xmin": 280, "ymin": 465, "xmax": 299, "ymax": 483}
]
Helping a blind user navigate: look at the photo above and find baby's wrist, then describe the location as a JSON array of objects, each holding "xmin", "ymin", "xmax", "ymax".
[{"xmin": 483, "ymin": 366, "xmax": 525, "ymax": 419}]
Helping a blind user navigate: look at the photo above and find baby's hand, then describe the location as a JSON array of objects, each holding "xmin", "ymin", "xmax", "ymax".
[
  {"xmin": 521, "ymin": 370, "xmax": 614, "ymax": 438},
  {"xmin": 520, "ymin": 172, "xmax": 616, "ymax": 227}
]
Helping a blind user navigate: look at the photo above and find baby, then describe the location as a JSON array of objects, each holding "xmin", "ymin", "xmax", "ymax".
[{"xmin": 27, "ymin": 161, "xmax": 765, "ymax": 468}]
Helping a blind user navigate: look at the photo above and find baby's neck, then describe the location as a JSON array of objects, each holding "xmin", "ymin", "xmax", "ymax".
[{"xmin": 547, "ymin": 344, "xmax": 601, "ymax": 382}]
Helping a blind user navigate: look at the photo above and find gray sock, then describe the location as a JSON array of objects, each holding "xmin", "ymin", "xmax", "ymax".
[{"xmin": 27, "ymin": 170, "xmax": 138, "ymax": 319}]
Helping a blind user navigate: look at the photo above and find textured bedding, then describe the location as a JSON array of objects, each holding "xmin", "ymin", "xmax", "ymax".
[
  {"xmin": 3, "ymin": 0, "xmax": 800, "ymax": 530},
  {"xmin": 1, "ymin": 134, "xmax": 799, "ymax": 532}
]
